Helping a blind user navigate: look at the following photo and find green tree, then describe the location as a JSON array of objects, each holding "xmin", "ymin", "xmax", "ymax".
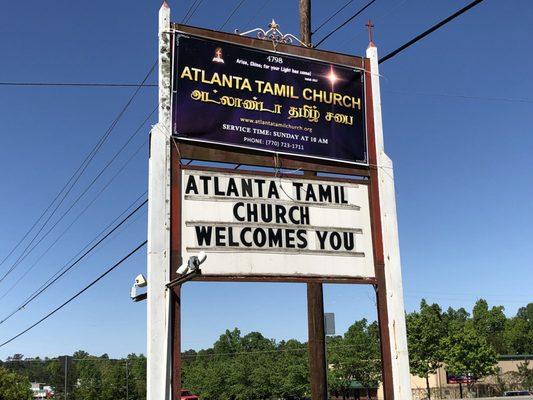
[
  {"xmin": 472, "ymin": 299, "xmax": 507, "ymax": 354},
  {"xmin": 0, "ymin": 365, "xmax": 33, "ymax": 400},
  {"xmin": 46, "ymin": 359, "xmax": 64, "ymax": 398},
  {"xmin": 3, "ymin": 354, "xmax": 25, "ymax": 376},
  {"xmin": 99, "ymin": 359, "xmax": 128, "ymax": 400},
  {"xmin": 504, "ymin": 303, "xmax": 533, "ymax": 354},
  {"xmin": 73, "ymin": 351, "xmax": 101, "ymax": 400},
  {"xmin": 517, "ymin": 303, "xmax": 533, "ymax": 323},
  {"xmin": 183, "ymin": 328, "xmax": 256, "ymax": 400},
  {"xmin": 327, "ymin": 336, "xmax": 352, "ymax": 400},
  {"xmin": 239, "ymin": 332, "xmax": 277, "ymax": 399},
  {"xmin": 212, "ymin": 328, "xmax": 245, "ymax": 400},
  {"xmin": 275, "ymin": 339, "xmax": 309, "ymax": 399},
  {"xmin": 213, "ymin": 328, "xmax": 242, "ymax": 354},
  {"xmin": 510, "ymin": 361, "xmax": 533, "ymax": 391},
  {"xmin": 407, "ymin": 299, "xmax": 447, "ymax": 400},
  {"xmin": 126, "ymin": 353, "xmax": 147, "ymax": 400},
  {"xmin": 442, "ymin": 306, "xmax": 469, "ymax": 333},
  {"xmin": 328, "ymin": 319, "xmax": 381, "ymax": 400},
  {"xmin": 182, "ymin": 329, "xmax": 310, "ymax": 400},
  {"xmin": 442, "ymin": 323, "xmax": 497, "ymax": 397},
  {"xmin": 1, "ymin": 356, "xmax": 60, "ymax": 393}
]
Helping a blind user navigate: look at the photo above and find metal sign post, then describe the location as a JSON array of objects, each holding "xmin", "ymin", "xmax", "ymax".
[
  {"xmin": 146, "ymin": 3, "xmax": 172, "ymax": 400},
  {"xmin": 146, "ymin": 2, "xmax": 412, "ymax": 399},
  {"xmin": 366, "ymin": 41, "xmax": 412, "ymax": 400}
]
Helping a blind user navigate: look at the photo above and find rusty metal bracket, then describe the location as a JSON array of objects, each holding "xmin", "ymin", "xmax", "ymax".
[{"xmin": 166, "ymin": 269, "xmax": 202, "ymax": 289}]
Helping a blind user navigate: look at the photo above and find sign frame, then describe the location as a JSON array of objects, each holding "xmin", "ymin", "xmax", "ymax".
[
  {"xmin": 164, "ymin": 23, "xmax": 401, "ymax": 400},
  {"xmin": 171, "ymin": 29, "xmax": 369, "ymax": 167},
  {"xmin": 174, "ymin": 163, "xmax": 378, "ymax": 284}
]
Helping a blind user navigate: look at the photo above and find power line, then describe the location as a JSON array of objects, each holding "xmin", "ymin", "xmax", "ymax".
[
  {"xmin": 219, "ymin": 0, "xmax": 247, "ymax": 30},
  {"xmin": 0, "ymin": 149, "xmax": 148, "ymax": 307},
  {"xmin": 179, "ymin": 345, "xmax": 382, "ymax": 359},
  {"xmin": 22, "ymin": 197, "xmax": 148, "ymax": 308},
  {"xmin": 312, "ymin": 0, "xmax": 355, "ymax": 35},
  {"xmin": 28, "ymin": 199, "xmax": 148, "ymax": 309},
  {"xmin": 0, "ymin": 69, "xmax": 156, "ymax": 285},
  {"xmin": 0, "ymin": 346, "xmax": 380, "ymax": 361},
  {"xmin": 314, "ymin": 0, "xmax": 378, "ymax": 48},
  {"xmin": 0, "ymin": 139, "xmax": 150, "ymax": 302},
  {"xmin": 379, "ymin": 0, "xmax": 486, "ymax": 64},
  {"xmin": 0, "ymin": 82, "xmax": 157, "ymax": 88},
  {"xmin": 0, "ymin": 240, "xmax": 147, "ymax": 348},
  {"xmin": 6, "ymin": 106, "xmax": 153, "ymax": 269},
  {"xmin": 243, "ymin": 0, "xmax": 272, "ymax": 29},
  {"xmin": 337, "ymin": 0, "xmax": 409, "ymax": 48},
  {"xmin": 383, "ymin": 89, "xmax": 533, "ymax": 104},
  {"xmin": 0, "ymin": 61, "xmax": 157, "ymax": 283},
  {"xmin": 182, "ymin": 0, "xmax": 199, "ymax": 23},
  {"xmin": 0, "ymin": 197, "xmax": 147, "ymax": 325},
  {"xmin": 0, "ymin": 199, "xmax": 147, "ymax": 324},
  {"xmin": 8, "ymin": 0, "xmax": 207, "ymax": 90},
  {"xmin": 182, "ymin": 0, "xmax": 205, "ymax": 24}
]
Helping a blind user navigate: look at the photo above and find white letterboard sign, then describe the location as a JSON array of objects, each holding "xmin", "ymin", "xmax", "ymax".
[{"xmin": 181, "ymin": 170, "xmax": 375, "ymax": 278}]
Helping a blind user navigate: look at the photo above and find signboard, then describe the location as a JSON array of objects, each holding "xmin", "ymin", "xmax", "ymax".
[
  {"xmin": 172, "ymin": 34, "xmax": 367, "ymax": 165},
  {"xmin": 446, "ymin": 373, "xmax": 477, "ymax": 384},
  {"xmin": 181, "ymin": 169, "xmax": 375, "ymax": 278},
  {"xmin": 325, "ymin": 313, "xmax": 336, "ymax": 335}
]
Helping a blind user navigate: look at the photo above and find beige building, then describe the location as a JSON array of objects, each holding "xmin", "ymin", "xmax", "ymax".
[
  {"xmin": 355, "ymin": 356, "xmax": 533, "ymax": 400},
  {"xmin": 330, "ymin": 356, "xmax": 532, "ymax": 399},
  {"xmin": 408, "ymin": 355, "xmax": 532, "ymax": 400}
]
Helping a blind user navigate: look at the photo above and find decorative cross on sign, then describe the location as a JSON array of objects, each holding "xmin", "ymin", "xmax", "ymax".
[{"xmin": 366, "ymin": 19, "xmax": 375, "ymax": 45}]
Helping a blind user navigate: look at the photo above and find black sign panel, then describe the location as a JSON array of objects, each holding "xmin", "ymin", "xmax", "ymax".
[{"xmin": 172, "ymin": 34, "xmax": 367, "ymax": 165}]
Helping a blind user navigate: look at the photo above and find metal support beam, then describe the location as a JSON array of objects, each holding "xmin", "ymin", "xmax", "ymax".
[
  {"xmin": 167, "ymin": 270, "xmax": 202, "ymax": 289},
  {"xmin": 171, "ymin": 285, "xmax": 181, "ymax": 400}
]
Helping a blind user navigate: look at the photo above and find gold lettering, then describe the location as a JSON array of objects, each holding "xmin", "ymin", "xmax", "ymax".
[
  {"xmin": 255, "ymin": 80, "xmax": 265, "ymax": 93},
  {"xmin": 241, "ymin": 79, "xmax": 252, "ymax": 92},
  {"xmin": 302, "ymin": 88, "xmax": 359, "ymax": 109},
  {"xmin": 180, "ymin": 66, "xmax": 193, "ymax": 80}
]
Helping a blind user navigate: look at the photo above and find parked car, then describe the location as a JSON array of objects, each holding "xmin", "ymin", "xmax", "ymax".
[
  {"xmin": 180, "ymin": 389, "xmax": 199, "ymax": 399},
  {"xmin": 504, "ymin": 390, "xmax": 532, "ymax": 396}
]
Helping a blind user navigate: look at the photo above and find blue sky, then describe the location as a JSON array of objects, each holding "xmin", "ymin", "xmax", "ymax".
[{"xmin": 0, "ymin": 0, "xmax": 532, "ymax": 359}]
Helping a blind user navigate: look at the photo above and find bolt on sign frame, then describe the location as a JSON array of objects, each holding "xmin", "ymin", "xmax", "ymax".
[{"xmin": 148, "ymin": 5, "xmax": 411, "ymax": 400}]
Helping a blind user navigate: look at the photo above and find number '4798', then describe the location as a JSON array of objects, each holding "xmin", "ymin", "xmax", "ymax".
[{"xmin": 267, "ymin": 56, "xmax": 283, "ymax": 64}]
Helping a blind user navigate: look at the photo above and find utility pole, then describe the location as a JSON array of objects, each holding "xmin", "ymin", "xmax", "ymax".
[
  {"xmin": 126, "ymin": 360, "xmax": 129, "ymax": 400},
  {"xmin": 300, "ymin": 3, "xmax": 327, "ymax": 399},
  {"xmin": 64, "ymin": 356, "xmax": 68, "ymax": 400},
  {"xmin": 299, "ymin": 0, "xmax": 312, "ymax": 46},
  {"xmin": 307, "ymin": 282, "xmax": 327, "ymax": 400}
]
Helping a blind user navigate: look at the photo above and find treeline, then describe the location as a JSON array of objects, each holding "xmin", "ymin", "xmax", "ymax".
[
  {"xmin": 181, "ymin": 318, "xmax": 381, "ymax": 400},
  {"xmin": 0, "ymin": 351, "xmax": 146, "ymax": 400},
  {"xmin": 407, "ymin": 299, "xmax": 533, "ymax": 399},
  {"xmin": 1, "ymin": 300, "xmax": 531, "ymax": 400},
  {"xmin": 180, "ymin": 300, "xmax": 532, "ymax": 399}
]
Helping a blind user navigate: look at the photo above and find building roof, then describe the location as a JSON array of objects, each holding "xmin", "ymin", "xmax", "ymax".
[
  {"xmin": 348, "ymin": 381, "xmax": 378, "ymax": 389},
  {"xmin": 498, "ymin": 354, "xmax": 532, "ymax": 361}
]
